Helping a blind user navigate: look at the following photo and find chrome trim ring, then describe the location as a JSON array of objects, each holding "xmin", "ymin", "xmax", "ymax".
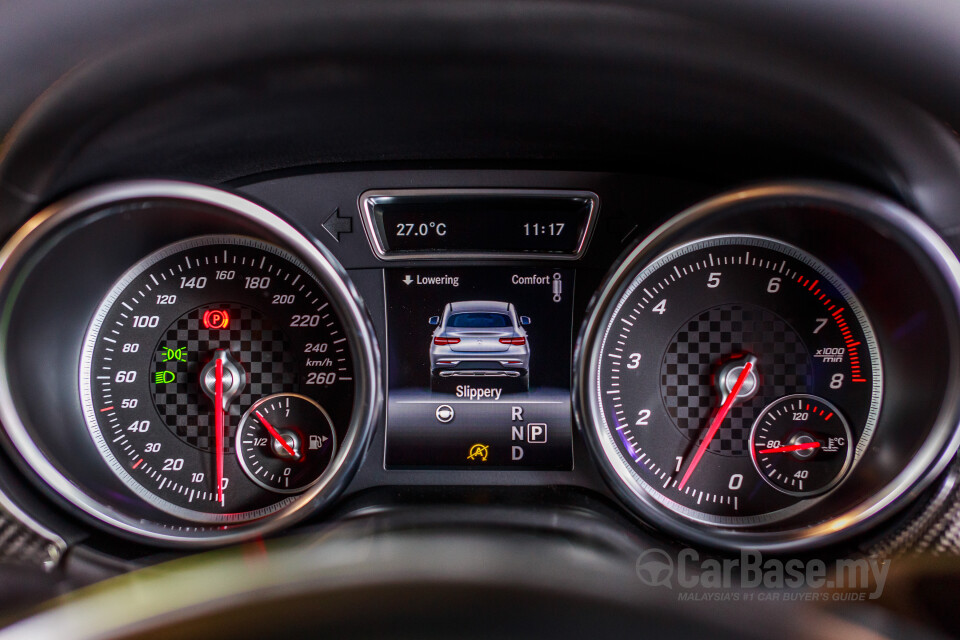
[
  {"xmin": 0, "ymin": 181, "xmax": 382, "ymax": 546},
  {"xmin": 748, "ymin": 394, "xmax": 856, "ymax": 499},
  {"xmin": 574, "ymin": 182, "xmax": 960, "ymax": 552},
  {"xmin": 234, "ymin": 393, "xmax": 338, "ymax": 495},
  {"xmin": 587, "ymin": 233, "xmax": 882, "ymax": 528}
]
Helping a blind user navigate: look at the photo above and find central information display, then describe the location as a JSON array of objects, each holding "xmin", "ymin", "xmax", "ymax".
[{"xmin": 384, "ymin": 267, "xmax": 574, "ymax": 469}]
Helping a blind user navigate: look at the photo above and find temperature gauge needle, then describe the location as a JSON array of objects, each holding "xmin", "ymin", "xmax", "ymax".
[
  {"xmin": 255, "ymin": 411, "xmax": 298, "ymax": 459},
  {"xmin": 214, "ymin": 356, "xmax": 224, "ymax": 504},
  {"xmin": 759, "ymin": 442, "xmax": 821, "ymax": 454},
  {"xmin": 678, "ymin": 360, "xmax": 754, "ymax": 490}
]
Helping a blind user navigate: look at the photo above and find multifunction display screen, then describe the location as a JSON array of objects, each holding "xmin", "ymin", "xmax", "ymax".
[
  {"xmin": 384, "ymin": 268, "xmax": 574, "ymax": 469},
  {"xmin": 365, "ymin": 192, "xmax": 596, "ymax": 257}
]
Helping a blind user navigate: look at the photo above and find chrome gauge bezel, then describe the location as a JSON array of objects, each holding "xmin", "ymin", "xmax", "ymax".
[
  {"xmin": 78, "ymin": 235, "xmax": 336, "ymax": 523},
  {"xmin": 590, "ymin": 234, "xmax": 883, "ymax": 528},
  {"xmin": 748, "ymin": 394, "xmax": 856, "ymax": 499},
  {"xmin": 575, "ymin": 183, "xmax": 960, "ymax": 552},
  {"xmin": 235, "ymin": 393, "xmax": 338, "ymax": 495},
  {"xmin": 0, "ymin": 181, "xmax": 382, "ymax": 546}
]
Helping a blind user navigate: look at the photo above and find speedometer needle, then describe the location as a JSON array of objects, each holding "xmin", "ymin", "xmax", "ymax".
[
  {"xmin": 214, "ymin": 356, "xmax": 224, "ymax": 504},
  {"xmin": 255, "ymin": 411, "xmax": 298, "ymax": 459},
  {"xmin": 678, "ymin": 360, "xmax": 754, "ymax": 490}
]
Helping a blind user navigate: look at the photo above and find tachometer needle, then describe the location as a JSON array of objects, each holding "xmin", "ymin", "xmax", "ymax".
[
  {"xmin": 215, "ymin": 355, "xmax": 224, "ymax": 504},
  {"xmin": 759, "ymin": 442, "xmax": 821, "ymax": 454},
  {"xmin": 678, "ymin": 360, "xmax": 754, "ymax": 490},
  {"xmin": 255, "ymin": 411, "xmax": 298, "ymax": 459}
]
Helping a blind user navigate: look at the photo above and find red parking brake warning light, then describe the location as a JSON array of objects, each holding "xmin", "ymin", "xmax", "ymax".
[{"xmin": 202, "ymin": 309, "xmax": 230, "ymax": 330}]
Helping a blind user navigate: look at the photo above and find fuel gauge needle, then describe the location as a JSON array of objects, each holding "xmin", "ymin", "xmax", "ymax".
[
  {"xmin": 678, "ymin": 360, "xmax": 754, "ymax": 490},
  {"xmin": 256, "ymin": 411, "xmax": 298, "ymax": 458}
]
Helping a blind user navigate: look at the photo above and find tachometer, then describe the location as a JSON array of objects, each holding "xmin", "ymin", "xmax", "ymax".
[
  {"xmin": 80, "ymin": 235, "xmax": 354, "ymax": 523},
  {"xmin": 584, "ymin": 235, "xmax": 881, "ymax": 526}
]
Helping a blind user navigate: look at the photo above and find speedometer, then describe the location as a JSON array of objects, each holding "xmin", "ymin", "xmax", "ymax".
[
  {"xmin": 80, "ymin": 235, "xmax": 354, "ymax": 523},
  {"xmin": 583, "ymin": 234, "xmax": 882, "ymax": 526}
]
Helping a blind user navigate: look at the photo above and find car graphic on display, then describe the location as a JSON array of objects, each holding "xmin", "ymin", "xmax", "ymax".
[{"xmin": 429, "ymin": 301, "xmax": 531, "ymax": 391}]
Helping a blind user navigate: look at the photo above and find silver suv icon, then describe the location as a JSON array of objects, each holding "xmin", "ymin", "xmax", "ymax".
[{"xmin": 429, "ymin": 301, "xmax": 530, "ymax": 391}]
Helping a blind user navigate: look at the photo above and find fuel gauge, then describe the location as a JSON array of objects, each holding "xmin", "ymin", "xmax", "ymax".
[
  {"xmin": 750, "ymin": 395, "xmax": 854, "ymax": 497},
  {"xmin": 236, "ymin": 393, "xmax": 337, "ymax": 494}
]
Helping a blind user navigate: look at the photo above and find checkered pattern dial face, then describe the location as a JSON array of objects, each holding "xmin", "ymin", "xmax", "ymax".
[
  {"xmin": 660, "ymin": 304, "xmax": 812, "ymax": 456},
  {"xmin": 594, "ymin": 236, "xmax": 881, "ymax": 525},
  {"xmin": 152, "ymin": 304, "xmax": 299, "ymax": 453},
  {"xmin": 81, "ymin": 236, "xmax": 355, "ymax": 523}
]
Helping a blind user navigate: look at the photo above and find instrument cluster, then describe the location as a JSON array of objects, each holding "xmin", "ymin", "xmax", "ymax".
[{"xmin": 0, "ymin": 176, "xmax": 958, "ymax": 553}]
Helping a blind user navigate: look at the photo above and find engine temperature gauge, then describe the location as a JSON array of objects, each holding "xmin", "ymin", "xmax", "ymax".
[
  {"xmin": 236, "ymin": 394, "xmax": 337, "ymax": 494},
  {"xmin": 750, "ymin": 395, "xmax": 853, "ymax": 497}
]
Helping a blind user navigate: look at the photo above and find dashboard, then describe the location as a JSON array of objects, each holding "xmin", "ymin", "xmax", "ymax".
[{"xmin": 3, "ymin": 1, "xmax": 960, "ymax": 637}]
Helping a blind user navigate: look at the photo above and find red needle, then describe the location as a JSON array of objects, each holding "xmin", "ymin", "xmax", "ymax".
[
  {"xmin": 255, "ymin": 411, "xmax": 298, "ymax": 459},
  {"xmin": 759, "ymin": 442, "xmax": 821, "ymax": 454},
  {"xmin": 214, "ymin": 356, "xmax": 224, "ymax": 504},
  {"xmin": 678, "ymin": 360, "xmax": 754, "ymax": 490}
]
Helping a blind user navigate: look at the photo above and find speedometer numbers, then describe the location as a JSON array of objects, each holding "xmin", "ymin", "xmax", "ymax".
[
  {"xmin": 593, "ymin": 236, "xmax": 881, "ymax": 525},
  {"xmin": 81, "ymin": 236, "xmax": 354, "ymax": 523}
]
